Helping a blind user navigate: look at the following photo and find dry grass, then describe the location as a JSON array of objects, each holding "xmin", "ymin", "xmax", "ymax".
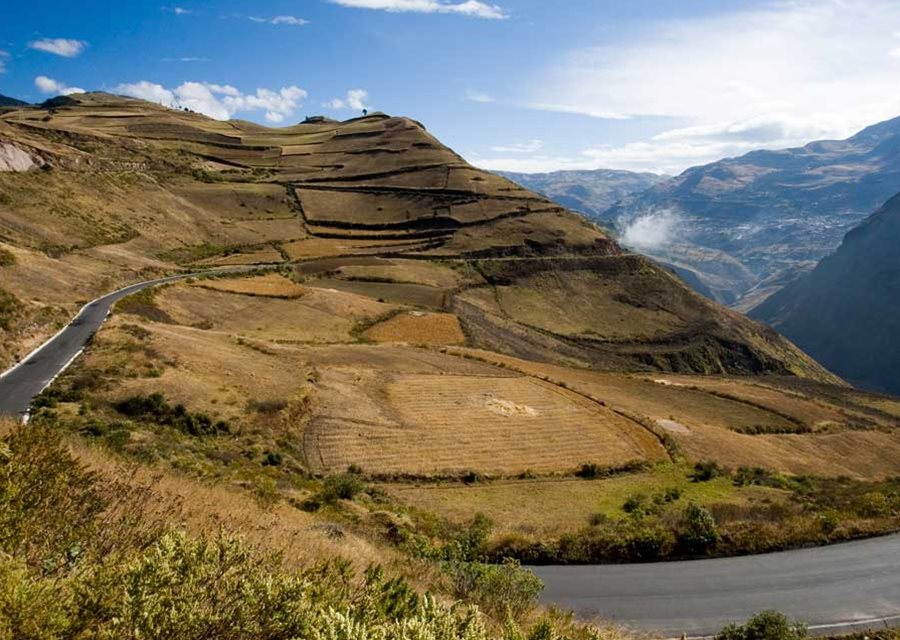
[
  {"xmin": 71, "ymin": 441, "xmax": 391, "ymax": 571},
  {"xmin": 306, "ymin": 373, "xmax": 665, "ymax": 476},
  {"xmin": 335, "ymin": 259, "xmax": 480, "ymax": 289},
  {"xmin": 155, "ymin": 283, "xmax": 397, "ymax": 344},
  {"xmin": 193, "ymin": 273, "xmax": 307, "ymax": 298},
  {"xmin": 445, "ymin": 348, "xmax": 900, "ymax": 480},
  {"xmin": 364, "ymin": 311, "xmax": 466, "ymax": 345}
]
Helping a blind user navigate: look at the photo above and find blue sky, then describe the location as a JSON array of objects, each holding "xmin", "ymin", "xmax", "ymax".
[{"xmin": 3, "ymin": 0, "xmax": 900, "ymax": 174}]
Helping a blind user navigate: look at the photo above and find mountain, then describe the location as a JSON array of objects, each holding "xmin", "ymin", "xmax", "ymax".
[
  {"xmin": 497, "ymin": 168, "xmax": 668, "ymax": 220},
  {"xmin": 0, "ymin": 91, "xmax": 832, "ymax": 382},
  {"xmin": 751, "ymin": 193, "xmax": 900, "ymax": 395},
  {"xmin": 0, "ymin": 94, "xmax": 28, "ymax": 108},
  {"xmin": 605, "ymin": 116, "xmax": 900, "ymax": 307}
]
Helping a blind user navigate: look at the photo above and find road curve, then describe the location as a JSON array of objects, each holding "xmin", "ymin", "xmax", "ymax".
[
  {"xmin": 0, "ymin": 271, "xmax": 234, "ymax": 420},
  {"xmin": 533, "ymin": 533, "xmax": 900, "ymax": 638}
]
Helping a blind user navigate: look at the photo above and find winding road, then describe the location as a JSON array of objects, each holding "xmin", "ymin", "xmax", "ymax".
[
  {"xmin": 0, "ymin": 272, "xmax": 214, "ymax": 420},
  {"xmin": 2, "ymin": 273, "xmax": 900, "ymax": 638},
  {"xmin": 533, "ymin": 534, "xmax": 900, "ymax": 637}
]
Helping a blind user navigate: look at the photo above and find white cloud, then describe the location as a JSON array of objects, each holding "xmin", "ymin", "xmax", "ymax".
[
  {"xmin": 526, "ymin": 0, "xmax": 900, "ymax": 173},
  {"xmin": 330, "ymin": 0, "xmax": 505, "ymax": 19},
  {"xmin": 115, "ymin": 81, "xmax": 307, "ymax": 123},
  {"xmin": 34, "ymin": 75, "xmax": 85, "ymax": 96},
  {"xmin": 465, "ymin": 89, "xmax": 493, "ymax": 103},
  {"xmin": 325, "ymin": 89, "xmax": 370, "ymax": 111},
  {"xmin": 490, "ymin": 139, "xmax": 543, "ymax": 154},
  {"xmin": 0, "ymin": 50, "xmax": 8, "ymax": 74},
  {"xmin": 28, "ymin": 38, "xmax": 87, "ymax": 58},
  {"xmin": 163, "ymin": 56, "xmax": 210, "ymax": 62},
  {"xmin": 163, "ymin": 6, "xmax": 192, "ymax": 15},
  {"xmin": 249, "ymin": 15, "xmax": 309, "ymax": 26},
  {"xmin": 619, "ymin": 209, "xmax": 683, "ymax": 251}
]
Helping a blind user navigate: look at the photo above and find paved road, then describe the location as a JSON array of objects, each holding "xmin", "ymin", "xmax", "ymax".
[
  {"xmin": 533, "ymin": 534, "xmax": 900, "ymax": 638},
  {"xmin": 0, "ymin": 273, "xmax": 210, "ymax": 420}
]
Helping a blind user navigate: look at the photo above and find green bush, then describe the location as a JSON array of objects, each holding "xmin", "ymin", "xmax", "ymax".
[
  {"xmin": 447, "ymin": 558, "xmax": 544, "ymax": 621},
  {"xmin": 322, "ymin": 471, "xmax": 365, "ymax": 502},
  {"xmin": 677, "ymin": 504, "xmax": 720, "ymax": 555},
  {"xmin": 0, "ymin": 248, "xmax": 15, "ymax": 267},
  {"xmin": 691, "ymin": 460, "xmax": 726, "ymax": 482},
  {"xmin": 115, "ymin": 392, "xmax": 230, "ymax": 436},
  {"xmin": 716, "ymin": 611, "xmax": 808, "ymax": 640}
]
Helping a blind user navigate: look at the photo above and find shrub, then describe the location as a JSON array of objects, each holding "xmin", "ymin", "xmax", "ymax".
[
  {"xmin": 623, "ymin": 493, "xmax": 649, "ymax": 514},
  {"xmin": 716, "ymin": 611, "xmax": 808, "ymax": 640},
  {"xmin": 854, "ymin": 491, "xmax": 898, "ymax": 518},
  {"xmin": 0, "ymin": 248, "xmax": 15, "ymax": 267},
  {"xmin": 115, "ymin": 393, "xmax": 229, "ymax": 437},
  {"xmin": 322, "ymin": 471, "xmax": 365, "ymax": 502},
  {"xmin": 447, "ymin": 558, "xmax": 543, "ymax": 621},
  {"xmin": 691, "ymin": 460, "xmax": 726, "ymax": 482},
  {"xmin": 677, "ymin": 504, "xmax": 720, "ymax": 555}
]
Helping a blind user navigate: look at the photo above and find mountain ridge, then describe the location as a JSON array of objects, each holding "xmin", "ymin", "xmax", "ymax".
[
  {"xmin": 604, "ymin": 115, "xmax": 900, "ymax": 307},
  {"xmin": 751, "ymin": 192, "xmax": 900, "ymax": 394}
]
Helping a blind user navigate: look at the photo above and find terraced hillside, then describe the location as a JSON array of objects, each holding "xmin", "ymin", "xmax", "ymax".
[
  {"xmin": 5, "ymin": 92, "xmax": 900, "ymax": 572},
  {"xmin": 0, "ymin": 92, "xmax": 832, "ymax": 381}
]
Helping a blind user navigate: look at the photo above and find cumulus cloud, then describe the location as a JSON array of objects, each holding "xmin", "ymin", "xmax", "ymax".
[
  {"xmin": 465, "ymin": 89, "xmax": 493, "ymax": 103},
  {"xmin": 29, "ymin": 38, "xmax": 87, "ymax": 58},
  {"xmin": 34, "ymin": 75, "xmax": 85, "ymax": 95},
  {"xmin": 526, "ymin": 0, "xmax": 900, "ymax": 172},
  {"xmin": 330, "ymin": 0, "xmax": 505, "ymax": 19},
  {"xmin": 115, "ymin": 81, "xmax": 307, "ymax": 123},
  {"xmin": 490, "ymin": 139, "xmax": 543, "ymax": 154},
  {"xmin": 325, "ymin": 89, "xmax": 370, "ymax": 111},
  {"xmin": 619, "ymin": 209, "xmax": 683, "ymax": 251},
  {"xmin": 249, "ymin": 15, "xmax": 309, "ymax": 26}
]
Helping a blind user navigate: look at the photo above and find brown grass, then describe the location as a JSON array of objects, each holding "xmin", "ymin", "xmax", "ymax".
[
  {"xmin": 445, "ymin": 348, "xmax": 900, "ymax": 480},
  {"xmin": 193, "ymin": 273, "xmax": 307, "ymax": 298},
  {"xmin": 306, "ymin": 373, "xmax": 665, "ymax": 476},
  {"xmin": 364, "ymin": 311, "xmax": 466, "ymax": 345}
]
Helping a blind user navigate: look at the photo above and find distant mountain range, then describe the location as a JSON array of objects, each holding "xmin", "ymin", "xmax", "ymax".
[
  {"xmin": 496, "ymin": 169, "xmax": 668, "ymax": 221},
  {"xmin": 751, "ymin": 192, "xmax": 900, "ymax": 395},
  {"xmin": 604, "ymin": 116, "xmax": 900, "ymax": 307}
]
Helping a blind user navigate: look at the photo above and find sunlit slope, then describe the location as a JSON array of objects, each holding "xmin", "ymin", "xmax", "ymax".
[{"xmin": 0, "ymin": 92, "xmax": 834, "ymax": 381}]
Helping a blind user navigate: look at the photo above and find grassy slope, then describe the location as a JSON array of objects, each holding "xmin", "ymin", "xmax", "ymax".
[{"xmin": 0, "ymin": 92, "xmax": 834, "ymax": 382}]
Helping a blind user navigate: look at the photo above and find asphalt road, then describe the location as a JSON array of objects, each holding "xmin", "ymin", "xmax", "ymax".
[
  {"xmin": 533, "ymin": 533, "xmax": 900, "ymax": 638},
  {"xmin": 0, "ymin": 273, "xmax": 205, "ymax": 420}
]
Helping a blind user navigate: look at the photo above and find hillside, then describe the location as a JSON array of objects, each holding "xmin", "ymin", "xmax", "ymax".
[
  {"xmin": 5, "ymin": 93, "xmax": 900, "ymax": 605},
  {"xmin": 496, "ymin": 168, "xmax": 668, "ymax": 221},
  {"xmin": 0, "ymin": 91, "xmax": 830, "ymax": 380},
  {"xmin": 0, "ymin": 94, "xmax": 28, "ymax": 108},
  {"xmin": 751, "ymin": 193, "xmax": 900, "ymax": 395},
  {"xmin": 606, "ymin": 116, "xmax": 900, "ymax": 307}
]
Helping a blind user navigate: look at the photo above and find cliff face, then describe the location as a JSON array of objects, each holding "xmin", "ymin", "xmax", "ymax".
[{"xmin": 752, "ymin": 193, "xmax": 900, "ymax": 394}]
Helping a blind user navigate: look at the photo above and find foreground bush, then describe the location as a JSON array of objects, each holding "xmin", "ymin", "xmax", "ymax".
[
  {"xmin": 0, "ymin": 423, "xmax": 573, "ymax": 640},
  {"xmin": 716, "ymin": 611, "xmax": 807, "ymax": 640}
]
